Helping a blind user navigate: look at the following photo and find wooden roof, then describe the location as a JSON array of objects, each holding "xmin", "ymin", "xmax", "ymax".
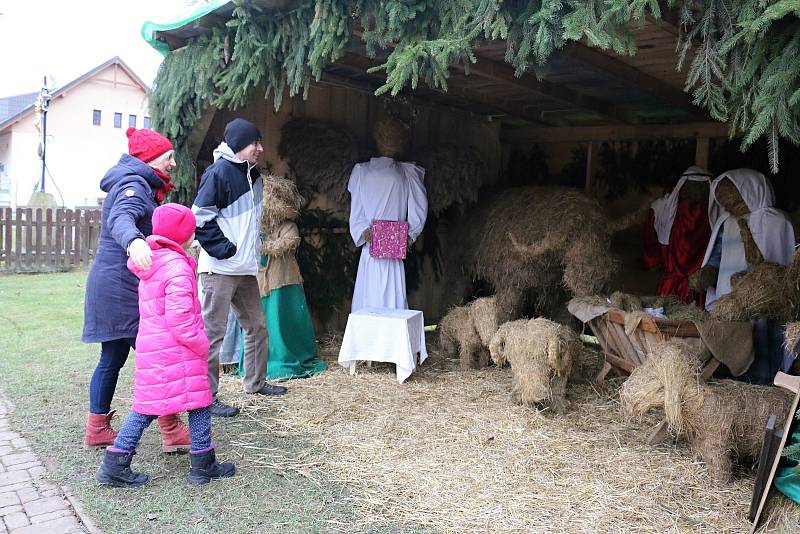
[{"xmin": 150, "ymin": 4, "xmax": 722, "ymax": 132}]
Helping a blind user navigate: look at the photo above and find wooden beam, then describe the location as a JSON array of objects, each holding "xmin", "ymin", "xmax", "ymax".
[
  {"xmin": 188, "ymin": 106, "xmax": 218, "ymax": 160},
  {"xmin": 335, "ymin": 53, "xmax": 547, "ymax": 125},
  {"xmin": 466, "ymin": 53, "xmax": 638, "ymax": 124},
  {"xmin": 503, "ymin": 121, "xmax": 732, "ymax": 144},
  {"xmin": 585, "ymin": 141, "xmax": 597, "ymax": 193},
  {"xmin": 562, "ymin": 42, "xmax": 703, "ymax": 119},
  {"xmin": 695, "ymin": 137, "xmax": 710, "ymax": 169}
]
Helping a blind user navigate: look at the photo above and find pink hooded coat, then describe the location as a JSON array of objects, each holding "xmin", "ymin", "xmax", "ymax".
[{"xmin": 128, "ymin": 235, "xmax": 212, "ymax": 415}]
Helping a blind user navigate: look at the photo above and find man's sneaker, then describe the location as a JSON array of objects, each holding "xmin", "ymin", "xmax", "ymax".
[
  {"xmin": 209, "ymin": 398, "xmax": 239, "ymax": 418},
  {"xmin": 253, "ymin": 383, "xmax": 287, "ymax": 396}
]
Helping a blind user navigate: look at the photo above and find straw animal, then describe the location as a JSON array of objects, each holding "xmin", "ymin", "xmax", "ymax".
[
  {"xmin": 439, "ymin": 297, "xmax": 499, "ymax": 370},
  {"xmin": 620, "ymin": 341, "xmax": 794, "ymax": 483},
  {"xmin": 448, "ymin": 186, "xmax": 646, "ymax": 319},
  {"xmin": 489, "ymin": 318, "xmax": 581, "ymax": 414}
]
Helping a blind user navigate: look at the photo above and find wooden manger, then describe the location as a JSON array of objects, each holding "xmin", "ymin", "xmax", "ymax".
[{"xmin": 586, "ymin": 309, "xmax": 720, "ymax": 444}]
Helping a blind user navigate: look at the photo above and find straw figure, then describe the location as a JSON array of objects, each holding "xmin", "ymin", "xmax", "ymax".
[
  {"xmin": 489, "ymin": 318, "xmax": 582, "ymax": 414},
  {"xmin": 620, "ymin": 342, "xmax": 794, "ymax": 483},
  {"xmin": 448, "ymin": 186, "xmax": 646, "ymax": 320},
  {"xmin": 568, "ymin": 345, "xmax": 606, "ymax": 384},
  {"xmin": 439, "ymin": 297, "xmax": 499, "ymax": 370}
]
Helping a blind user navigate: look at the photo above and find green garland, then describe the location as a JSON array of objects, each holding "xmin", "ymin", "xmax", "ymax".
[{"xmin": 150, "ymin": 0, "xmax": 800, "ymax": 201}]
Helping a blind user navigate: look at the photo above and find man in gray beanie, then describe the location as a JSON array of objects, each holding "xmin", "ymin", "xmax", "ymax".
[{"xmin": 192, "ymin": 118, "xmax": 287, "ymax": 418}]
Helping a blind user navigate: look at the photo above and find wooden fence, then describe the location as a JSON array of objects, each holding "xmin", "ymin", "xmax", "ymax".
[{"xmin": 0, "ymin": 208, "xmax": 101, "ymax": 273}]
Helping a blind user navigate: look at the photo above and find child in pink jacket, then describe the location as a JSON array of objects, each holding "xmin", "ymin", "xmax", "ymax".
[{"xmin": 96, "ymin": 203, "xmax": 235, "ymax": 487}]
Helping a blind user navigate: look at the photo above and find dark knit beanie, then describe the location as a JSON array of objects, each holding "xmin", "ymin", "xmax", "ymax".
[{"xmin": 224, "ymin": 118, "xmax": 262, "ymax": 154}]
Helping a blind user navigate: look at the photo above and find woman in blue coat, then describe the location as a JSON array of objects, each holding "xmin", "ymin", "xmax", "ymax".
[{"xmin": 82, "ymin": 127, "xmax": 190, "ymax": 451}]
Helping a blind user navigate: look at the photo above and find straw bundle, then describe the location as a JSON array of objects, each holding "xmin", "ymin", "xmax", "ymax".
[
  {"xmin": 569, "ymin": 345, "xmax": 606, "ymax": 384},
  {"xmin": 710, "ymin": 262, "xmax": 792, "ymax": 322},
  {"xmin": 373, "ymin": 117, "xmax": 409, "ymax": 158},
  {"xmin": 278, "ymin": 119, "xmax": 362, "ymax": 202},
  {"xmin": 786, "ymin": 322, "xmax": 800, "ymax": 355},
  {"xmin": 451, "ymin": 186, "xmax": 642, "ymax": 319},
  {"xmin": 715, "ymin": 178, "xmax": 750, "ymax": 217},
  {"xmin": 440, "ymin": 297, "xmax": 499, "ymax": 370},
  {"xmin": 413, "ymin": 145, "xmax": 484, "ymax": 216},
  {"xmin": 757, "ymin": 492, "xmax": 800, "ymax": 533},
  {"xmin": 489, "ymin": 318, "xmax": 581, "ymax": 414},
  {"xmin": 610, "ymin": 291, "xmax": 643, "ymax": 311},
  {"xmin": 620, "ymin": 341, "xmax": 793, "ymax": 483},
  {"xmin": 261, "ymin": 175, "xmax": 303, "ymax": 230},
  {"xmin": 217, "ymin": 341, "xmax": 758, "ymax": 532}
]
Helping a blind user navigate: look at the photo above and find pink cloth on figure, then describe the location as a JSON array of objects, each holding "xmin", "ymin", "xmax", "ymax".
[
  {"xmin": 370, "ymin": 220, "xmax": 409, "ymax": 260},
  {"xmin": 127, "ymin": 235, "xmax": 212, "ymax": 416}
]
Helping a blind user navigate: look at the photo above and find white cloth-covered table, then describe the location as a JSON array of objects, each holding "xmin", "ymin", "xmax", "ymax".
[{"xmin": 338, "ymin": 307, "xmax": 428, "ymax": 383}]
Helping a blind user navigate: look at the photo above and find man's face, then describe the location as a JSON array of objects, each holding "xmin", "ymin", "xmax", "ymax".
[{"xmin": 237, "ymin": 140, "xmax": 263, "ymax": 164}]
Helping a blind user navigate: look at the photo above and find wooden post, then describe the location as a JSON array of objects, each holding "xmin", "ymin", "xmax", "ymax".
[
  {"xmin": 695, "ymin": 137, "xmax": 710, "ymax": 169},
  {"xmin": 34, "ymin": 208, "xmax": 43, "ymax": 271},
  {"xmin": 55, "ymin": 209, "xmax": 64, "ymax": 271},
  {"xmin": 74, "ymin": 209, "xmax": 82, "ymax": 267},
  {"xmin": 24, "ymin": 208, "xmax": 32, "ymax": 272},
  {"xmin": 64, "ymin": 209, "xmax": 74, "ymax": 269},
  {"xmin": 585, "ymin": 141, "xmax": 597, "ymax": 194}
]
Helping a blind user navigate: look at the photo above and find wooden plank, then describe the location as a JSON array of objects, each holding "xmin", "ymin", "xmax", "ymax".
[
  {"xmin": 73, "ymin": 209, "xmax": 82, "ymax": 267},
  {"xmin": 34, "ymin": 208, "xmax": 43, "ymax": 271},
  {"xmin": 695, "ymin": 137, "xmax": 710, "ymax": 169},
  {"xmin": 606, "ymin": 310, "xmax": 700, "ymax": 338},
  {"xmin": 503, "ymin": 121, "xmax": 732, "ymax": 144},
  {"xmin": 64, "ymin": 209, "xmax": 74, "ymax": 268},
  {"xmin": 45, "ymin": 209, "xmax": 53, "ymax": 271},
  {"xmin": 24, "ymin": 208, "xmax": 32, "ymax": 272},
  {"xmin": 55, "ymin": 209, "xmax": 64, "ymax": 271},
  {"xmin": 749, "ymin": 415, "xmax": 780, "ymax": 522},
  {"xmin": 13, "ymin": 209, "xmax": 21, "ymax": 272},
  {"xmin": 585, "ymin": 141, "xmax": 596, "ymax": 193},
  {"xmin": 80, "ymin": 209, "xmax": 89, "ymax": 265},
  {"xmin": 563, "ymin": 42, "xmax": 703, "ymax": 118}
]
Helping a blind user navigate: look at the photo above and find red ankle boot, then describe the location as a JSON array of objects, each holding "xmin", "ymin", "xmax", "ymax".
[
  {"xmin": 84, "ymin": 411, "xmax": 117, "ymax": 449},
  {"xmin": 158, "ymin": 414, "xmax": 190, "ymax": 453}
]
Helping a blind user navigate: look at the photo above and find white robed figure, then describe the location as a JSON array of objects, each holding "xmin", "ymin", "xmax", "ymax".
[
  {"xmin": 348, "ymin": 118, "xmax": 428, "ymax": 312},
  {"xmin": 698, "ymin": 168, "xmax": 795, "ymax": 310}
]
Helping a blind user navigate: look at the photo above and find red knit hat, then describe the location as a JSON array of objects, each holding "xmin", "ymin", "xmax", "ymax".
[
  {"xmin": 126, "ymin": 127, "xmax": 173, "ymax": 163},
  {"xmin": 152, "ymin": 203, "xmax": 196, "ymax": 245}
]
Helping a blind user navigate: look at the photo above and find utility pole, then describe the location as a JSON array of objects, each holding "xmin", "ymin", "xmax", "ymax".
[{"xmin": 38, "ymin": 77, "xmax": 52, "ymax": 192}]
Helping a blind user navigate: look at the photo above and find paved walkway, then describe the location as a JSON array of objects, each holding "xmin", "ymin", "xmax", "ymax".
[{"xmin": 0, "ymin": 398, "xmax": 93, "ymax": 533}]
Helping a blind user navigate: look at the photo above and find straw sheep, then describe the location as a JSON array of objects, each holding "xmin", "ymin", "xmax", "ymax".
[
  {"xmin": 620, "ymin": 342, "xmax": 794, "ymax": 483},
  {"xmin": 489, "ymin": 318, "xmax": 581, "ymax": 414},
  {"xmin": 439, "ymin": 297, "xmax": 499, "ymax": 370}
]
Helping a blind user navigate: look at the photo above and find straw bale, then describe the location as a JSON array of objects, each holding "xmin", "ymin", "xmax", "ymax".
[
  {"xmin": 413, "ymin": 145, "xmax": 485, "ymax": 216},
  {"xmin": 440, "ymin": 297, "xmax": 499, "ymax": 370},
  {"xmin": 278, "ymin": 119, "xmax": 362, "ymax": 202},
  {"xmin": 489, "ymin": 318, "xmax": 581, "ymax": 414},
  {"xmin": 261, "ymin": 175, "xmax": 303, "ymax": 231},
  {"xmin": 450, "ymin": 186, "xmax": 643, "ymax": 319},
  {"xmin": 620, "ymin": 341, "xmax": 794, "ymax": 483},
  {"xmin": 217, "ymin": 339, "xmax": 760, "ymax": 532},
  {"xmin": 689, "ymin": 265, "xmax": 719, "ymax": 292},
  {"xmin": 710, "ymin": 262, "xmax": 792, "ymax": 322}
]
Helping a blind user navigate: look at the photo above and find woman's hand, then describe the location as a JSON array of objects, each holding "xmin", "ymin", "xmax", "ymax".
[
  {"xmin": 361, "ymin": 228, "xmax": 372, "ymax": 244},
  {"xmin": 128, "ymin": 238, "xmax": 153, "ymax": 270}
]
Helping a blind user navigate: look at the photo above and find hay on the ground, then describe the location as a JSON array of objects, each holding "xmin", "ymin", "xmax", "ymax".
[
  {"xmin": 219, "ymin": 338, "xmax": 759, "ymax": 533},
  {"xmin": 710, "ymin": 262, "xmax": 792, "ymax": 322},
  {"xmin": 620, "ymin": 340, "xmax": 794, "ymax": 483},
  {"xmin": 413, "ymin": 145, "xmax": 485, "ymax": 216},
  {"xmin": 451, "ymin": 187, "xmax": 642, "ymax": 319},
  {"xmin": 757, "ymin": 491, "xmax": 800, "ymax": 533},
  {"xmin": 278, "ymin": 119, "xmax": 362, "ymax": 203},
  {"xmin": 489, "ymin": 318, "xmax": 581, "ymax": 414}
]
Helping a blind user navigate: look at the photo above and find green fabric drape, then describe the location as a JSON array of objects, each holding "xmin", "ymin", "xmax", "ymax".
[{"xmin": 238, "ymin": 283, "xmax": 326, "ymax": 381}]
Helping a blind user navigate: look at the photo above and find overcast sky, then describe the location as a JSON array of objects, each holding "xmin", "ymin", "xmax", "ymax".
[{"xmin": 0, "ymin": 0, "xmax": 195, "ymax": 96}]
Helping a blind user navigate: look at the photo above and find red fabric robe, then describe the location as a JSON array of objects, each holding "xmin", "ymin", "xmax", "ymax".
[{"xmin": 642, "ymin": 199, "xmax": 711, "ymax": 307}]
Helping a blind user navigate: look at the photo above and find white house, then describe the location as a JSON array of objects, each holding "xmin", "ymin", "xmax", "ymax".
[{"xmin": 0, "ymin": 57, "xmax": 150, "ymax": 208}]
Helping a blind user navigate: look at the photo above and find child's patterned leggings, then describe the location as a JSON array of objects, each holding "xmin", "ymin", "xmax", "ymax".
[{"xmin": 111, "ymin": 407, "xmax": 212, "ymax": 453}]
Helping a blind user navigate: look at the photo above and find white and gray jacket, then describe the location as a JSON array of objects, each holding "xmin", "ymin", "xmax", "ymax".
[{"xmin": 191, "ymin": 142, "xmax": 263, "ymax": 276}]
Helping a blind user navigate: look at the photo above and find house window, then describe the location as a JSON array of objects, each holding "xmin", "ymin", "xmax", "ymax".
[
  {"xmin": 0, "ymin": 163, "xmax": 9, "ymax": 193},
  {"xmin": 143, "ymin": 116, "xmax": 151, "ymax": 129},
  {"xmin": 128, "ymin": 114, "xmax": 137, "ymax": 128},
  {"xmin": 113, "ymin": 113, "xmax": 122, "ymax": 128},
  {"xmin": 92, "ymin": 110, "xmax": 101, "ymax": 126}
]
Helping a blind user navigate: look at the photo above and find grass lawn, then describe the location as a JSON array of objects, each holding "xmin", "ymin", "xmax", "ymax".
[{"xmin": 0, "ymin": 271, "xmax": 356, "ymax": 533}]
